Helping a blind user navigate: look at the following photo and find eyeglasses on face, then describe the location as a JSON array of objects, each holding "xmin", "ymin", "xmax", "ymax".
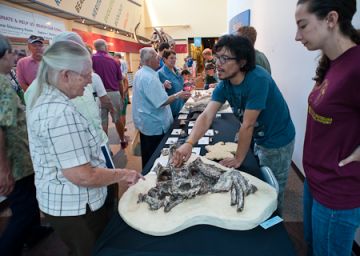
[
  {"xmin": 215, "ymin": 55, "xmax": 237, "ymax": 65},
  {"xmin": 68, "ymin": 70, "xmax": 91, "ymax": 80}
]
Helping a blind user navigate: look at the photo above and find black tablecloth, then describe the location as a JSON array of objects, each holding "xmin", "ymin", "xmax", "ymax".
[
  {"xmin": 143, "ymin": 113, "xmax": 261, "ymax": 178},
  {"xmin": 93, "ymin": 212, "xmax": 295, "ymax": 256},
  {"xmin": 93, "ymin": 113, "xmax": 296, "ymax": 256}
]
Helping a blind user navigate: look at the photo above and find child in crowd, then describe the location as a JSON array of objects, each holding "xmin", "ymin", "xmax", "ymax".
[
  {"xmin": 181, "ymin": 69, "xmax": 194, "ymax": 91},
  {"xmin": 204, "ymin": 62, "xmax": 219, "ymax": 89}
]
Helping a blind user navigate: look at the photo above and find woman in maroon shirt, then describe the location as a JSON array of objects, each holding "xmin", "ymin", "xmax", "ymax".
[{"xmin": 295, "ymin": 0, "xmax": 360, "ymax": 255}]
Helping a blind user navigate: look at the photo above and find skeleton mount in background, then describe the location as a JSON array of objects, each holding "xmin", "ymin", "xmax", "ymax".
[{"xmin": 134, "ymin": 22, "xmax": 175, "ymax": 51}]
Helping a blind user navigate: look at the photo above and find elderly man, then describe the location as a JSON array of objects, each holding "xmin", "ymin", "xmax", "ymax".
[
  {"xmin": 16, "ymin": 35, "xmax": 44, "ymax": 91},
  {"xmin": 132, "ymin": 47, "xmax": 189, "ymax": 168},
  {"xmin": 92, "ymin": 39, "xmax": 127, "ymax": 149}
]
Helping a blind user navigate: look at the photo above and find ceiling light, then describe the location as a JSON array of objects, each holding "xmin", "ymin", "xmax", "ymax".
[{"xmin": 81, "ymin": 18, "xmax": 85, "ymax": 24}]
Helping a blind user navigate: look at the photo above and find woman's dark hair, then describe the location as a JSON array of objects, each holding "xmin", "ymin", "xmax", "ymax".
[
  {"xmin": 181, "ymin": 69, "xmax": 191, "ymax": 76},
  {"xmin": 162, "ymin": 49, "xmax": 176, "ymax": 59},
  {"xmin": 158, "ymin": 42, "xmax": 170, "ymax": 52},
  {"xmin": 0, "ymin": 34, "xmax": 12, "ymax": 59},
  {"xmin": 297, "ymin": 0, "xmax": 360, "ymax": 83},
  {"xmin": 214, "ymin": 34, "xmax": 255, "ymax": 72}
]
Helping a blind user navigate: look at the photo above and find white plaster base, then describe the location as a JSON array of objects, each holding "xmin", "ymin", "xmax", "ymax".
[{"xmin": 118, "ymin": 157, "xmax": 277, "ymax": 236}]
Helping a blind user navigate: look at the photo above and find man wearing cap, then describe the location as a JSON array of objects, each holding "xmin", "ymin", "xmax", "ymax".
[
  {"xmin": 204, "ymin": 62, "xmax": 219, "ymax": 90},
  {"xmin": 16, "ymin": 35, "xmax": 44, "ymax": 91}
]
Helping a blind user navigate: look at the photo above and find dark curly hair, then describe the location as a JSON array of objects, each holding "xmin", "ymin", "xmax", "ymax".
[
  {"xmin": 297, "ymin": 0, "xmax": 360, "ymax": 84},
  {"xmin": 214, "ymin": 34, "xmax": 255, "ymax": 72},
  {"xmin": 162, "ymin": 49, "xmax": 176, "ymax": 59},
  {"xmin": 158, "ymin": 42, "xmax": 170, "ymax": 52}
]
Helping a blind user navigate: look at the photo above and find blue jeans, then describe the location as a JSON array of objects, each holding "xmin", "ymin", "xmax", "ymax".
[{"xmin": 303, "ymin": 180, "xmax": 360, "ymax": 256}]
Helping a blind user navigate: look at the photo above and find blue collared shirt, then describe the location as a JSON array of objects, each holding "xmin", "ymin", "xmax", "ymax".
[
  {"xmin": 132, "ymin": 66, "xmax": 173, "ymax": 136},
  {"xmin": 157, "ymin": 65, "xmax": 184, "ymax": 117}
]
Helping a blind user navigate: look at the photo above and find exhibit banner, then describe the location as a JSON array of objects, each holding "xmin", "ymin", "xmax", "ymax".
[
  {"xmin": 34, "ymin": 0, "xmax": 143, "ymax": 33},
  {"xmin": 0, "ymin": 4, "xmax": 65, "ymax": 39}
]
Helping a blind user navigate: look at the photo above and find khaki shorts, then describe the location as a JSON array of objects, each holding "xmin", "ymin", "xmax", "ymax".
[{"xmin": 101, "ymin": 91, "xmax": 123, "ymax": 125}]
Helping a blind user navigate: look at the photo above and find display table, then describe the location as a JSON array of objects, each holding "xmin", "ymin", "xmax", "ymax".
[
  {"xmin": 93, "ymin": 113, "xmax": 296, "ymax": 256},
  {"xmin": 142, "ymin": 113, "xmax": 260, "ymax": 177}
]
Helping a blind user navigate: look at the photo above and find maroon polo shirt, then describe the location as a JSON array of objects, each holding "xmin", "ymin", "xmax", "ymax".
[{"xmin": 92, "ymin": 51, "xmax": 122, "ymax": 91}]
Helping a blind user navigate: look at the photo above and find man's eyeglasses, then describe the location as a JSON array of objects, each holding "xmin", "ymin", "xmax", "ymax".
[
  {"xmin": 69, "ymin": 70, "xmax": 92, "ymax": 81},
  {"xmin": 215, "ymin": 55, "xmax": 237, "ymax": 65}
]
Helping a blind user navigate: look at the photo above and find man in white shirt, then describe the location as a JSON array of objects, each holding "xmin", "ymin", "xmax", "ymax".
[{"xmin": 132, "ymin": 47, "xmax": 190, "ymax": 168}]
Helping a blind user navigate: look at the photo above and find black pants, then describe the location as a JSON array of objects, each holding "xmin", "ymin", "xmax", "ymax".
[
  {"xmin": 140, "ymin": 132, "xmax": 165, "ymax": 169},
  {"xmin": 0, "ymin": 174, "xmax": 41, "ymax": 256},
  {"xmin": 43, "ymin": 204, "xmax": 109, "ymax": 256}
]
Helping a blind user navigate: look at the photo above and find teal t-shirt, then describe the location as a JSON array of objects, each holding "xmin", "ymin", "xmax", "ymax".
[{"xmin": 212, "ymin": 66, "xmax": 295, "ymax": 148}]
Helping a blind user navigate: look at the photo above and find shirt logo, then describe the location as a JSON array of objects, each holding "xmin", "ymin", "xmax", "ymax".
[
  {"xmin": 308, "ymin": 105, "xmax": 333, "ymax": 125},
  {"xmin": 312, "ymin": 79, "xmax": 328, "ymax": 105}
]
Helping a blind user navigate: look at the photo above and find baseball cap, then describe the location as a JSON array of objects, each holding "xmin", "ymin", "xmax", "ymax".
[{"xmin": 28, "ymin": 35, "xmax": 44, "ymax": 44}]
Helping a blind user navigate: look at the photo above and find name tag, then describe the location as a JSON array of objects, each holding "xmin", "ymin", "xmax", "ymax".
[{"xmin": 260, "ymin": 216, "xmax": 283, "ymax": 229}]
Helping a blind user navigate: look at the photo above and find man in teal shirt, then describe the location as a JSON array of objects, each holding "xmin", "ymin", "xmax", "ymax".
[{"xmin": 173, "ymin": 35, "xmax": 295, "ymax": 213}]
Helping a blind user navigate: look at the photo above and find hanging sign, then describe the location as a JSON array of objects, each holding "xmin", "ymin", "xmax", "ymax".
[
  {"xmin": 33, "ymin": 0, "xmax": 142, "ymax": 33},
  {"xmin": 194, "ymin": 37, "xmax": 202, "ymax": 47},
  {"xmin": 0, "ymin": 4, "xmax": 65, "ymax": 40}
]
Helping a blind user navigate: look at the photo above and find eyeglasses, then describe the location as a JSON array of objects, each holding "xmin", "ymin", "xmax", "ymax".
[
  {"xmin": 69, "ymin": 70, "xmax": 92, "ymax": 81},
  {"xmin": 215, "ymin": 55, "xmax": 237, "ymax": 65}
]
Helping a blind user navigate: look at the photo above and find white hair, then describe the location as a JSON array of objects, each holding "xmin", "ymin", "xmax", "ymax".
[
  {"xmin": 27, "ymin": 40, "xmax": 91, "ymax": 109},
  {"xmin": 140, "ymin": 47, "xmax": 156, "ymax": 65},
  {"xmin": 52, "ymin": 31, "xmax": 85, "ymax": 46}
]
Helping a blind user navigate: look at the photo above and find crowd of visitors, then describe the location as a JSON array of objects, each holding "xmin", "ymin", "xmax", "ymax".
[{"xmin": 1, "ymin": 1, "xmax": 359, "ymax": 254}]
